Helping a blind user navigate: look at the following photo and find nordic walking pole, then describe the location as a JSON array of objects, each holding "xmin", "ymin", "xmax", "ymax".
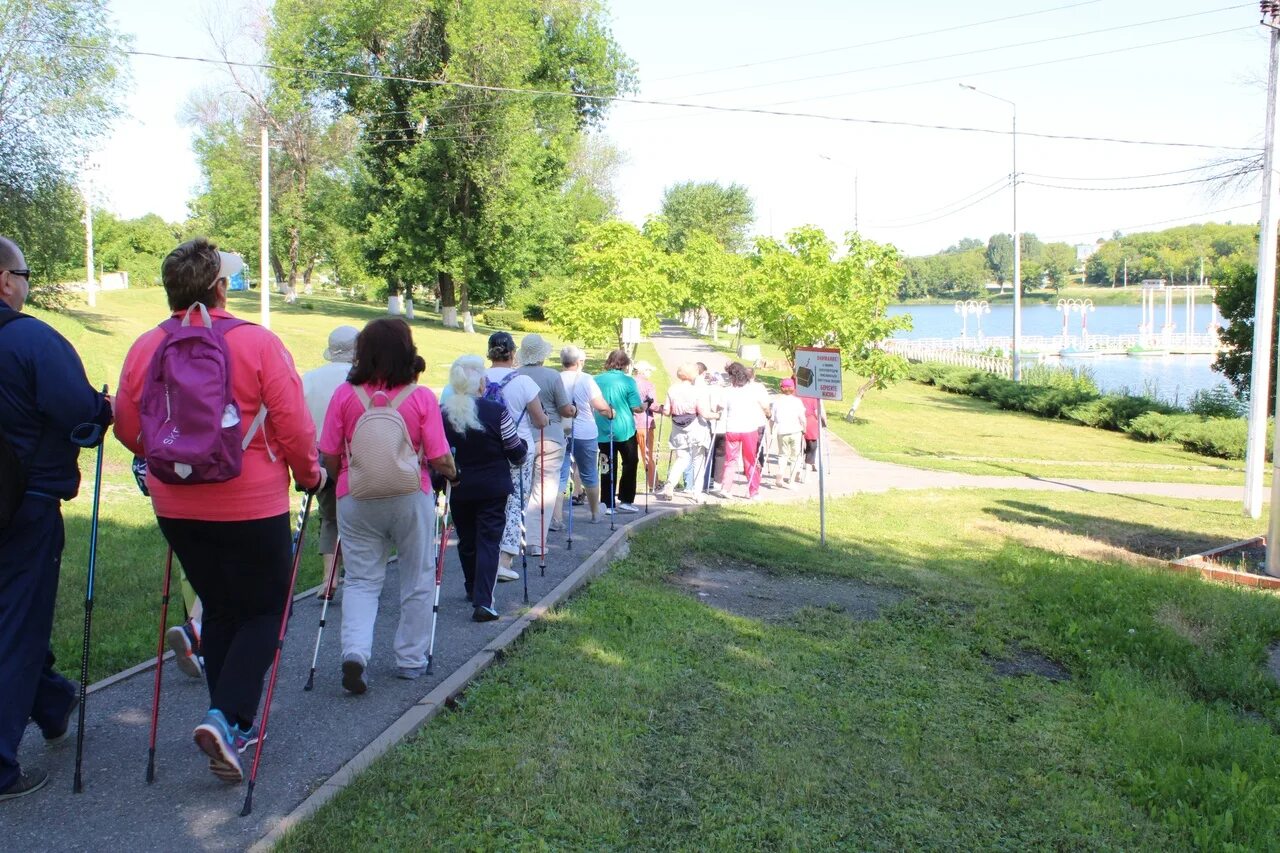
[
  {"xmin": 565, "ymin": 428, "xmax": 575, "ymax": 551},
  {"xmin": 71, "ymin": 394, "xmax": 106, "ymax": 794},
  {"xmin": 519, "ymin": 457, "xmax": 529, "ymax": 604},
  {"xmin": 644, "ymin": 402, "xmax": 651, "ymax": 515},
  {"xmin": 145, "ymin": 547, "xmax": 175, "ymax": 783},
  {"xmin": 538, "ymin": 427, "xmax": 546, "ymax": 577},
  {"xmin": 303, "ymin": 538, "xmax": 343, "ymax": 692},
  {"xmin": 241, "ymin": 489, "xmax": 314, "ymax": 817},
  {"xmin": 608, "ymin": 416, "xmax": 616, "ymax": 533},
  {"xmin": 427, "ymin": 477, "xmax": 452, "ymax": 674}
]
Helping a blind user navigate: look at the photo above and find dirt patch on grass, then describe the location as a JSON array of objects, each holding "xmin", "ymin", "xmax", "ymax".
[
  {"xmin": 973, "ymin": 519, "xmax": 1166, "ymax": 570},
  {"xmin": 670, "ymin": 560, "xmax": 905, "ymax": 622},
  {"xmin": 1156, "ymin": 603, "xmax": 1210, "ymax": 648},
  {"xmin": 985, "ymin": 647, "xmax": 1071, "ymax": 682}
]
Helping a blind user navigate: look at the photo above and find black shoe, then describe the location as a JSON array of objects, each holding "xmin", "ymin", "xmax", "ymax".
[
  {"xmin": 42, "ymin": 690, "xmax": 79, "ymax": 744},
  {"xmin": 341, "ymin": 654, "xmax": 368, "ymax": 695},
  {"xmin": 472, "ymin": 605, "xmax": 499, "ymax": 623},
  {"xmin": 0, "ymin": 768, "xmax": 49, "ymax": 802},
  {"xmin": 571, "ymin": 494, "xmax": 585, "ymax": 506}
]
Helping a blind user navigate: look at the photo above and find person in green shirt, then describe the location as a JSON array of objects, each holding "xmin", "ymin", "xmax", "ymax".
[{"xmin": 593, "ymin": 349, "xmax": 644, "ymax": 513}]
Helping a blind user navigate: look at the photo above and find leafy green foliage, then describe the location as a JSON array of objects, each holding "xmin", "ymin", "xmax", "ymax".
[
  {"xmin": 92, "ymin": 211, "xmax": 180, "ymax": 289},
  {"xmin": 1212, "ymin": 260, "xmax": 1271, "ymax": 408},
  {"xmin": 546, "ymin": 220, "xmax": 680, "ymax": 346},
  {"xmin": 651, "ymin": 180, "xmax": 754, "ymax": 253},
  {"xmin": 1086, "ymin": 222, "xmax": 1257, "ymax": 286},
  {"xmin": 986, "ymin": 232, "xmax": 1015, "ymax": 285}
]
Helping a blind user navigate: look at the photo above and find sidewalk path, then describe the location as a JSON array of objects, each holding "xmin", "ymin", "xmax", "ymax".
[
  {"xmin": 646, "ymin": 320, "xmax": 1253, "ymax": 505},
  {"xmin": 9, "ymin": 496, "xmax": 642, "ymax": 852}
]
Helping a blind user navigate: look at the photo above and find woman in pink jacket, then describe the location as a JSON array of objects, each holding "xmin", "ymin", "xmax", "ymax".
[{"xmin": 115, "ymin": 238, "xmax": 323, "ymax": 784}]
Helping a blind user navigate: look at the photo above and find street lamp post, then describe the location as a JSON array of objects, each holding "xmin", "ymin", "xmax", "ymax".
[{"xmin": 961, "ymin": 83, "xmax": 1020, "ymax": 380}]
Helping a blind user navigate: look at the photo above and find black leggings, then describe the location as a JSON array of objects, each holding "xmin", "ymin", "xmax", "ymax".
[
  {"xmin": 451, "ymin": 495, "xmax": 507, "ymax": 610},
  {"xmin": 599, "ymin": 435, "xmax": 639, "ymax": 507},
  {"xmin": 804, "ymin": 438, "xmax": 819, "ymax": 466},
  {"xmin": 157, "ymin": 513, "xmax": 292, "ymax": 728}
]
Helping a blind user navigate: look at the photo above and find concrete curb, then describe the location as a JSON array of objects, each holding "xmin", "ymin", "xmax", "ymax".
[{"xmin": 250, "ymin": 506, "xmax": 692, "ymax": 852}]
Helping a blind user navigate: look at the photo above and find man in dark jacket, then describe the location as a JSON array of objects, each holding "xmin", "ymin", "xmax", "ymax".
[{"xmin": 0, "ymin": 237, "xmax": 113, "ymax": 802}]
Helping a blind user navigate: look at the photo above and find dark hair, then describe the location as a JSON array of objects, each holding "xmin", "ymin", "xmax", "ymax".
[
  {"xmin": 604, "ymin": 349, "xmax": 631, "ymax": 371},
  {"xmin": 488, "ymin": 331, "xmax": 515, "ymax": 361},
  {"xmin": 695, "ymin": 362, "xmax": 707, "ymax": 374},
  {"xmin": 162, "ymin": 238, "xmax": 222, "ymax": 311},
  {"xmin": 724, "ymin": 362, "xmax": 750, "ymax": 387},
  {"xmin": 347, "ymin": 318, "xmax": 425, "ymax": 387}
]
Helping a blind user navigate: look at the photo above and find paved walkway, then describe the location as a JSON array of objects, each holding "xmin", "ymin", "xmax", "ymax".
[{"xmin": 646, "ymin": 320, "xmax": 1254, "ymax": 504}]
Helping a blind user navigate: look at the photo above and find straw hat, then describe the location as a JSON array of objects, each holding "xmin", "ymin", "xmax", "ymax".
[
  {"xmin": 322, "ymin": 325, "xmax": 359, "ymax": 363},
  {"xmin": 517, "ymin": 333, "xmax": 554, "ymax": 365}
]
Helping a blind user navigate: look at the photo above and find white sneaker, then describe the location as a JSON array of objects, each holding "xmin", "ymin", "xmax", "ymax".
[
  {"xmin": 497, "ymin": 566, "xmax": 520, "ymax": 582},
  {"xmin": 616, "ymin": 503, "xmax": 639, "ymax": 514}
]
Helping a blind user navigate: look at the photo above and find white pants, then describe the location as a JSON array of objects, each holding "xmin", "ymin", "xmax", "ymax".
[
  {"xmin": 337, "ymin": 491, "xmax": 434, "ymax": 669},
  {"xmin": 524, "ymin": 438, "xmax": 565, "ymax": 556},
  {"xmin": 501, "ymin": 455, "xmax": 535, "ymax": 557},
  {"xmin": 666, "ymin": 425, "xmax": 709, "ymax": 495}
]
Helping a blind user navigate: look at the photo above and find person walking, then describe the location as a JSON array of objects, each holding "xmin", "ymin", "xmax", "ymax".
[
  {"xmin": 114, "ymin": 238, "xmax": 323, "ymax": 784},
  {"xmin": 302, "ymin": 325, "xmax": 358, "ymax": 600},
  {"xmin": 440, "ymin": 355, "xmax": 527, "ymax": 622},
  {"xmin": 594, "ymin": 349, "xmax": 643, "ymax": 514},
  {"xmin": 319, "ymin": 318, "xmax": 456, "ymax": 693},
  {"xmin": 771, "ymin": 378, "xmax": 807, "ymax": 488},
  {"xmin": 631, "ymin": 361, "xmax": 657, "ymax": 492},
  {"xmin": 557, "ymin": 346, "xmax": 610, "ymax": 524},
  {"xmin": 801, "ymin": 392, "xmax": 826, "ymax": 484},
  {"xmin": 717, "ymin": 362, "xmax": 771, "ymax": 500},
  {"xmin": 515, "ymin": 334, "xmax": 573, "ymax": 558},
  {"xmin": 0, "ymin": 237, "xmax": 113, "ymax": 802},
  {"xmin": 484, "ymin": 332, "xmax": 547, "ymax": 579},
  {"xmin": 656, "ymin": 363, "xmax": 713, "ymax": 502}
]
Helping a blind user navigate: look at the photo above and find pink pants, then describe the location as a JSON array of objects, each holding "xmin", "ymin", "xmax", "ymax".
[{"xmin": 722, "ymin": 431, "xmax": 761, "ymax": 497}]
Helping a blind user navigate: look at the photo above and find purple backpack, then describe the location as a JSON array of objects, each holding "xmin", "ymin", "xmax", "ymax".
[{"xmin": 139, "ymin": 303, "xmax": 267, "ymax": 485}]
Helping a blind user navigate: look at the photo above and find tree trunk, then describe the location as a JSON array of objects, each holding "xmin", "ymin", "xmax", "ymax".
[
  {"xmin": 460, "ymin": 278, "xmax": 474, "ymax": 333},
  {"xmin": 270, "ymin": 255, "xmax": 285, "ymax": 293},
  {"xmin": 439, "ymin": 271, "xmax": 458, "ymax": 328},
  {"xmin": 711, "ymin": 316, "xmax": 719, "ymax": 342},
  {"xmin": 844, "ymin": 377, "xmax": 878, "ymax": 421}
]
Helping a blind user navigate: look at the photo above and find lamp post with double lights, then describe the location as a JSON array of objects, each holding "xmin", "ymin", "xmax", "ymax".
[{"xmin": 961, "ymin": 82, "xmax": 1020, "ymax": 380}]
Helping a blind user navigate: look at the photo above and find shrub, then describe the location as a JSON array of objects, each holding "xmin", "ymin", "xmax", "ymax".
[
  {"xmin": 481, "ymin": 308, "xmax": 524, "ymax": 330},
  {"xmin": 1188, "ymin": 384, "xmax": 1245, "ymax": 419},
  {"xmin": 1175, "ymin": 418, "xmax": 1249, "ymax": 460},
  {"xmin": 1126, "ymin": 413, "xmax": 1198, "ymax": 443},
  {"xmin": 1066, "ymin": 394, "xmax": 1177, "ymax": 431}
]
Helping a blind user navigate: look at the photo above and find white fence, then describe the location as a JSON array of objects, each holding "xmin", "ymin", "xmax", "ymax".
[
  {"xmin": 901, "ymin": 333, "xmax": 1220, "ymax": 353},
  {"xmin": 883, "ymin": 340, "xmax": 1012, "ymax": 377}
]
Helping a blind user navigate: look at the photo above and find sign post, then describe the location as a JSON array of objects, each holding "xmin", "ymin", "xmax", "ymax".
[{"xmin": 793, "ymin": 347, "xmax": 842, "ymax": 546}]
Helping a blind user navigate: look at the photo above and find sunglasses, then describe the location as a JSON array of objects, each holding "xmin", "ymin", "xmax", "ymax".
[{"xmin": 7, "ymin": 269, "xmax": 29, "ymax": 280}]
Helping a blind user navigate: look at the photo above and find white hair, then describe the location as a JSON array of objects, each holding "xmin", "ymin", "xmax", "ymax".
[
  {"xmin": 561, "ymin": 345, "xmax": 586, "ymax": 368},
  {"xmin": 442, "ymin": 355, "xmax": 485, "ymax": 433}
]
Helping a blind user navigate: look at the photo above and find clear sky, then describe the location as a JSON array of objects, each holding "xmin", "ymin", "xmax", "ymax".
[{"xmin": 97, "ymin": 0, "xmax": 1268, "ymax": 256}]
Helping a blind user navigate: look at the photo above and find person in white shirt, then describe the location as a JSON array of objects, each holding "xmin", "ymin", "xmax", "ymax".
[
  {"xmin": 715, "ymin": 362, "xmax": 772, "ymax": 499},
  {"xmin": 656, "ymin": 363, "xmax": 714, "ymax": 500},
  {"xmin": 484, "ymin": 332, "xmax": 548, "ymax": 578},
  {"xmin": 558, "ymin": 346, "xmax": 611, "ymax": 524},
  {"xmin": 302, "ymin": 325, "xmax": 358, "ymax": 598},
  {"xmin": 770, "ymin": 378, "xmax": 807, "ymax": 488}
]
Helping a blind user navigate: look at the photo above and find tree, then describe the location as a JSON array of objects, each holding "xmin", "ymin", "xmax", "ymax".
[
  {"xmin": 1040, "ymin": 242, "xmax": 1078, "ymax": 291},
  {"xmin": 92, "ymin": 211, "xmax": 180, "ymax": 288},
  {"xmin": 1213, "ymin": 260, "xmax": 1273, "ymax": 408},
  {"xmin": 986, "ymin": 233, "xmax": 1014, "ymax": 288},
  {"xmin": 270, "ymin": 0, "xmax": 635, "ymax": 328},
  {"xmin": 545, "ymin": 220, "xmax": 680, "ymax": 347},
  {"xmin": 670, "ymin": 230, "xmax": 748, "ymax": 339},
  {"xmin": 655, "ymin": 181, "xmax": 754, "ymax": 253},
  {"xmin": 0, "ymin": 0, "xmax": 127, "ymax": 302},
  {"xmin": 750, "ymin": 226, "xmax": 911, "ymax": 419}
]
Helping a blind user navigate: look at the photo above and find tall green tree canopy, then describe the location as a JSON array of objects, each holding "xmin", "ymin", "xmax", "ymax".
[
  {"xmin": 269, "ymin": 0, "xmax": 635, "ymax": 326},
  {"xmin": 653, "ymin": 180, "xmax": 754, "ymax": 253}
]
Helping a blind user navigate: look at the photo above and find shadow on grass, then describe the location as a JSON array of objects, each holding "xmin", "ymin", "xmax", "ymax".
[{"xmin": 983, "ymin": 498, "xmax": 1245, "ymax": 560}]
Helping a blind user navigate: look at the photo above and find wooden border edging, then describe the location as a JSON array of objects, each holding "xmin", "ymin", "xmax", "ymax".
[{"xmin": 250, "ymin": 505, "xmax": 691, "ymax": 852}]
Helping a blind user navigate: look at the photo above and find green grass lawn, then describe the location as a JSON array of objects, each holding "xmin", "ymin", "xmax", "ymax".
[
  {"xmin": 278, "ymin": 489, "xmax": 1275, "ymax": 850},
  {"xmin": 833, "ymin": 378, "xmax": 1251, "ymax": 486},
  {"xmin": 40, "ymin": 287, "xmax": 650, "ymax": 680}
]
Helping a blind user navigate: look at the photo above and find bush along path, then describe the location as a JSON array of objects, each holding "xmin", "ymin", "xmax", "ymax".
[{"xmin": 646, "ymin": 321, "xmax": 1259, "ymax": 505}]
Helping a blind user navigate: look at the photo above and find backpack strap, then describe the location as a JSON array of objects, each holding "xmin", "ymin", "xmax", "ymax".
[
  {"xmin": 181, "ymin": 302, "xmax": 214, "ymax": 328},
  {"xmin": 354, "ymin": 385, "xmax": 374, "ymax": 410},
  {"xmin": 241, "ymin": 405, "xmax": 273, "ymax": 460},
  {"xmin": 388, "ymin": 383, "xmax": 417, "ymax": 410}
]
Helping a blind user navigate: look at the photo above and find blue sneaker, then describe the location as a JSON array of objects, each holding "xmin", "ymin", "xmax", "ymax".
[
  {"xmin": 193, "ymin": 710, "xmax": 243, "ymax": 783},
  {"xmin": 231, "ymin": 722, "xmax": 260, "ymax": 755}
]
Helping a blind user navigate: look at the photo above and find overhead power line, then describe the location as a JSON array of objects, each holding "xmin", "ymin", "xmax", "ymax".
[
  {"xmin": 651, "ymin": 0, "xmax": 1106, "ymax": 82},
  {"xmin": 1041, "ymin": 201, "xmax": 1259, "ymax": 240},
  {"xmin": 21, "ymin": 36, "xmax": 1261, "ymax": 152},
  {"xmin": 683, "ymin": 4, "xmax": 1249, "ymax": 100},
  {"xmin": 1023, "ymin": 157, "xmax": 1258, "ymax": 182},
  {"xmin": 873, "ymin": 175, "xmax": 1010, "ymax": 224},
  {"xmin": 1023, "ymin": 169, "xmax": 1262, "ymax": 191},
  {"xmin": 867, "ymin": 183, "xmax": 1009, "ymax": 229},
  {"xmin": 764, "ymin": 24, "xmax": 1254, "ymax": 107}
]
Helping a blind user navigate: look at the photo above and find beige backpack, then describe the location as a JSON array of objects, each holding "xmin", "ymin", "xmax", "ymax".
[{"xmin": 345, "ymin": 384, "xmax": 423, "ymax": 500}]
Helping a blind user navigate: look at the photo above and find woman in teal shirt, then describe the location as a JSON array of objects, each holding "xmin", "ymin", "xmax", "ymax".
[{"xmin": 593, "ymin": 349, "xmax": 644, "ymax": 513}]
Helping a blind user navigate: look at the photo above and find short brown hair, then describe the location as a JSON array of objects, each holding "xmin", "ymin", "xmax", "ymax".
[
  {"xmin": 604, "ymin": 349, "xmax": 631, "ymax": 371},
  {"xmin": 162, "ymin": 238, "xmax": 222, "ymax": 311},
  {"xmin": 347, "ymin": 318, "xmax": 425, "ymax": 388}
]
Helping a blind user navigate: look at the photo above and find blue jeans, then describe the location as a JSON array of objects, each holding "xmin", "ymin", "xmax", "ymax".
[
  {"xmin": 559, "ymin": 434, "xmax": 600, "ymax": 493},
  {"xmin": 0, "ymin": 495, "xmax": 76, "ymax": 791}
]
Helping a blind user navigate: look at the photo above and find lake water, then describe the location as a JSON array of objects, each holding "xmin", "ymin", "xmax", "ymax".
[{"xmin": 889, "ymin": 303, "xmax": 1228, "ymax": 405}]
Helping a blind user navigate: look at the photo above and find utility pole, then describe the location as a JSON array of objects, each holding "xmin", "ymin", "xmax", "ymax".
[
  {"xmin": 83, "ymin": 178, "xmax": 95, "ymax": 308},
  {"xmin": 1248, "ymin": 1, "xmax": 1280, "ymax": 529},
  {"xmin": 854, "ymin": 172, "xmax": 860, "ymax": 234},
  {"xmin": 260, "ymin": 124, "xmax": 271, "ymax": 329}
]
